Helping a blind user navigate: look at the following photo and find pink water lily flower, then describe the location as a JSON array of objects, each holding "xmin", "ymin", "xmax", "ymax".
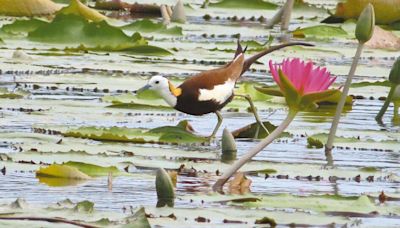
[{"xmin": 269, "ymin": 58, "xmax": 336, "ymax": 95}]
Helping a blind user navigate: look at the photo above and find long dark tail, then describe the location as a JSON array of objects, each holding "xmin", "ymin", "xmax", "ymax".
[{"xmin": 239, "ymin": 41, "xmax": 314, "ymax": 76}]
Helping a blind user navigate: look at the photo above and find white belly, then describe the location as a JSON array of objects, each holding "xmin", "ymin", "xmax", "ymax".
[{"xmin": 198, "ymin": 79, "xmax": 235, "ymax": 104}]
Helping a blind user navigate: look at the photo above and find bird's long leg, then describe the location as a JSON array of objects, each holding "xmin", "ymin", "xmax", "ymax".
[
  {"xmin": 208, "ymin": 111, "xmax": 223, "ymax": 139},
  {"xmin": 235, "ymin": 94, "xmax": 270, "ymax": 136}
]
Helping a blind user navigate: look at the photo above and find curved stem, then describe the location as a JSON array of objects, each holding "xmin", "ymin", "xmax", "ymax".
[
  {"xmin": 213, "ymin": 110, "xmax": 297, "ymax": 193},
  {"xmin": 325, "ymin": 43, "xmax": 364, "ymax": 156},
  {"xmin": 375, "ymin": 85, "xmax": 396, "ymax": 121}
]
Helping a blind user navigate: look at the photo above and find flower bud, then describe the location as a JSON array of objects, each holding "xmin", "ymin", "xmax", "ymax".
[
  {"xmin": 355, "ymin": 3, "xmax": 375, "ymax": 43},
  {"xmin": 221, "ymin": 128, "xmax": 237, "ymax": 163},
  {"xmin": 155, "ymin": 168, "xmax": 175, "ymax": 207},
  {"xmin": 389, "ymin": 57, "xmax": 400, "ymax": 85}
]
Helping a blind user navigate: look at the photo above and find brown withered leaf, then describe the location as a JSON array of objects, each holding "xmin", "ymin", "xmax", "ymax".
[{"xmin": 228, "ymin": 172, "xmax": 252, "ymax": 195}]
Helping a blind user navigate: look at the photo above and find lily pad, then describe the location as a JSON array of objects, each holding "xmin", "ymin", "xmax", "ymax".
[
  {"xmin": 0, "ymin": 0, "xmax": 61, "ymax": 16},
  {"xmin": 62, "ymin": 161, "xmax": 121, "ymax": 177},
  {"xmin": 28, "ymin": 14, "xmax": 142, "ymax": 47},
  {"xmin": 1, "ymin": 19, "xmax": 48, "ymax": 35},
  {"xmin": 208, "ymin": 0, "xmax": 277, "ymax": 9},
  {"xmin": 231, "ymin": 121, "xmax": 290, "ymax": 139},
  {"xmin": 58, "ymin": 0, "xmax": 107, "ymax": 22},
  {"xmin": 36, "ymin": 164, "xmax": 91, "ymax": 179},
  {"xmin": 63, "ymin": 121, "xmax": 207, "ymax": 144},
  {"xmin": 122, "ymin": 19, "xmax": 183, "ymax": 36},
  {"xmin": 323, "ymin": 0, "xmax": 400, "ymax": 24},
  {"xmin": 292, "ymin": 25, "xmax": 348, "ymax": 38}
]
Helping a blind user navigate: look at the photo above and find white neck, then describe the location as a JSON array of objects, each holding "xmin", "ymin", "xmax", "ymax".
[{"xmin": 158, "ymin": 89, "xmax": 177, "ymax": 107}]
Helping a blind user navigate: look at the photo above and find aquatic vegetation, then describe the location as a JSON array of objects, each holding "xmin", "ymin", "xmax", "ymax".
[
  {"xmin": 0, "ymin": 0, "xmax": 398, "ymax": 227},
  {"xmin": 214, "ymin": 58, "xmax": 338, "ymax": 191},
  {"xmin": 325, "ymin": 4, "xmax": 375, "ymax": 157}
]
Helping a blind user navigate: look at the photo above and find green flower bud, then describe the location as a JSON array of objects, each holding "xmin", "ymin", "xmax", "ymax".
[
  {"xmin": 155, "ymin": 168, "xmax": 175, "ymax": 207},
  {"xmin": 355, "ymin": 3, "xmax": 375, "ymax": 43},
  {"xmin": 221, "ymin": 128, "xmax": 237, "ymax": 164},
  {"xmin": 389, "ymin": 57, "xmax": 400, "ymax": 85}
]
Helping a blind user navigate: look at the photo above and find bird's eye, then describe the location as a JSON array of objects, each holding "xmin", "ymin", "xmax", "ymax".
[{"xmin": 155, "ymin": 81, "xmax": 159, "ymax": 84}]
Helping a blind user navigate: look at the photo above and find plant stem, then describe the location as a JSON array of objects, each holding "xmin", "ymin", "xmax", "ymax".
[
  {"xmin": 393, "ymin": 101, "xmax": 399, "ymax": 123},
  {"xmin": 213, "ymin": 110, "xmax": 297, "ymax": 193},
  {"xmin": 325, "ymin": 43, "xmax": 364, "ymax": 157},
  {"xmin": 375, "ymin": 85, "xmax": 396, "ymax": 121},
  {"xmin": 281, "ymin": 0, "xmax": 295, "ymax": 31}
]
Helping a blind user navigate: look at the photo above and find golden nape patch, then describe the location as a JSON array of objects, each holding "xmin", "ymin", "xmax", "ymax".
[{"xmin": 168, "ymin": 81, "xmax": 182, "ymax": 97}]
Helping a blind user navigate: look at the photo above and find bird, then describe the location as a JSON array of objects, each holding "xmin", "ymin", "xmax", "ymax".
[{"xmin": 135, "ymin": 41, "xmax": 313, "ymax": 139}]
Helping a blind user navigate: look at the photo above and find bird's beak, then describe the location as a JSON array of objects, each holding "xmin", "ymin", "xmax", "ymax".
[{"xmin": 133, "ymin": 84, "xmax": 151, "ymax": 94}]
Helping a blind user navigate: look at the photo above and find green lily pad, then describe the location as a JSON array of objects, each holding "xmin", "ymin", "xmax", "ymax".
[
  {"xmin": 62, "ymin": 161, "xmax": 121, "ymax": 177},
  {"xmin": 350, "ymin": 80, "xmax": 391, "ymax": 88},
  {"xmin": 231, "ymin": 121, "xmax": 290, "ymax": 139},
  {"xmin": 122, "ymin": 19, "xmax": 183, "ymax": 36},
  {"xmin": 107, "ymin": 101, "xmax": 172, "ymax": 110},
  {"xmin": 28, "ymin": 14, "xmax": 141, "ymax": 47},
  {"xmin": 125, "ymin": 207, "xmax": 151, "ymax": 228},
  {"xmin": 309, "ymin": 133, "xmax": 400, "ymax": 151},
  {"xmin": 26, "ymin": 14, "xmax": 170, "ymax": 55},
  {"xmin": 1, "ymin": 19, "xmax": 48, "ymax": 35},
  {"xmin": 0, "ymin": 93, "xmax": 23, "ymax": 99},
  {"xmin": 63, "ymin": 121, "xmax": 207, "ymax": 144},
  {"xmin": 36, "ymin": 164, "xmax": 91, "ymax": 180},
  {"xmin": 292, "ymin": 25, "xmax": 348, "ymax": 38},
  {"xmin": 208, "ymin": 0, "xmax": 277, "ymax": 9},
  {"xmin": 238, "ymin": 194, "xmax": 399, "ymax": 215},
  {"xmin": 58, "ymin": 0, "xmax": 107, "ymax": 22}
]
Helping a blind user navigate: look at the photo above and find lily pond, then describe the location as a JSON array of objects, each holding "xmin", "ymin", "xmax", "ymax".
[{"xmin": 0, "ymin": 0, "xmax": 400, "ymax": 227}]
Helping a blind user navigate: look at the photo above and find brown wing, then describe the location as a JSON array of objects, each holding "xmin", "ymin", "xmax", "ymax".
[
  {"xmin": 174, "ymin": 54, "xmax": 244, "ymax": 115},
  {"xmin": 178, "ymin": 54, "xmax": 244, "ymax": 92}
]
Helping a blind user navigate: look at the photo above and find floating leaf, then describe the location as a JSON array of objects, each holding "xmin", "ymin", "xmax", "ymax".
[
  {"xmin": 74, "ymin": 200, "xmax": 94, "ymax": 213},
  {"xmin": 123, "ymin": 45, "xmax": 172, "ymax": 56},
  {"xmin": 239, "ymin": 194, "xmax": 399, "ymax": 215},
  {"xmin": 63, "ymin": 161, "xmax": 121, "ymax": 177},
  {"xmin": 228, "ymin": 172, "xmax": 252, "ymax": 195},
  {"xmin": 323, "ymin": 0, "xmax": 400, "ymax": 24},
  {"xmin": 122, "ymin": 19, "xmax": 183, "ymax": 35},
  {"xmin": 63, "ymin": 121, "xmax": 207, "ymax": 144},
  {"xmin": 208, "ymin": 0, "xmax": 277, "ymax": 9},
  {"xmin": 292, "ymin": 25, "xmax": 348, "ymax": 38},
  {"xmin": 107, "ymin": 101, "xmax": 172, "ymax": 110},
  {"xmin": 126, "ymin": 207, "xmax": 151, "ymax": 228},
  {"xmin": 36, "ymin": 164, "xmax": 91, "ymax": 179},
  {"xmin": 58, "ymin": 0, "xmax": 107, "ymax": 22},
  {"xmin": 231, "ymin": 121, "xmax": 290, "ymax": 139},
  {"xmin": 350, "ymin": 80, "xmax": 391, "ymax": 88},
  {"xmin": 307, "ymin": 137, "xmax": 323, "ymax": 149},
  {"xmin": 0, "ymin": 93, "xmax": 23, "ymax": 99},
  {"xmin": 0, "ymin": 0, "xmax": 61, "ymax": 16},
  {"xmin": 28, "ymin": 14, "xmax": 139, "ymax": 47},
  {"xmin": 1, "ymin": 19, "xmax": 48, "ymax": 35}
]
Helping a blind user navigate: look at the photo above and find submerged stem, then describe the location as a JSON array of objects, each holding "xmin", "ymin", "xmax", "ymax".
[
  {"xmin": 213, "ymin": 110, "xmax": 297, "ymax": 193},
  {"xmin": 325, "ymin": 43, "xmax": 364, "ymax": 157},
  {"xmin": 375, "ymin": 85, "xmax": 396, "ymax": 121}
]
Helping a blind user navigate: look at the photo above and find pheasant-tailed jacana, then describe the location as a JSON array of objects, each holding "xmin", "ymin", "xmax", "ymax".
[{"xmin": 135, "ymin": 41, "xmax": 312, "ymax": 138}]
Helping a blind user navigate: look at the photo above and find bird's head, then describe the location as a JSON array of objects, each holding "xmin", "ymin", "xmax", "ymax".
[
  {"xmin": 135, "ymin": 76, "xmax": 170, "ymax": 94},
  {"xmin": 134, "ymin": 76, "xmax": 182, "ymax": 107}
]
